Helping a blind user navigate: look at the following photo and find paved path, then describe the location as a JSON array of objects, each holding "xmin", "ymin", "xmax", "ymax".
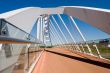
[{"xmin": 32, "ymin": 48, "xmax": 110, "ymax": 73}]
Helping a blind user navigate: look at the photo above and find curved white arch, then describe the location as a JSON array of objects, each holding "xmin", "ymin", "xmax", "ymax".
[
  {"xmin": 0, "ymin": 6, "xmax": 110, "ymax": 35},
  {"xmin": 64, "ymin": 6, "xmax": 110, "ymax": 35},
  {"xmin": 0, "ymin": 7, "xmax": 64, "ymax": 33}
]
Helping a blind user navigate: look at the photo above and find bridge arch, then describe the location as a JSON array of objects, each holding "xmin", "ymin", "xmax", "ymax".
[{"xmin": 0, "ymin": 6, "xmax": 110, "ymax": 35}]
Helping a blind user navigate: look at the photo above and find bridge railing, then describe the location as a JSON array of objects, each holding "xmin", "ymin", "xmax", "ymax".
[
  {"xmin": 0, "ymin": 19, "xmax": 44, "ymax": 73},
  {"xmin": 0, "ymin": 19, "xmax": 37, "ymax": 42},
  {"xmin": 85, "ymin": 38, "xmax": 110, "ymax": 59},
  {"xmin": 49, "ymin": 14, "xmax": 110, "ymax": 61},
  {"xmin": 63, "ymin": 38, "xmax": 110, "ymax": 60}
]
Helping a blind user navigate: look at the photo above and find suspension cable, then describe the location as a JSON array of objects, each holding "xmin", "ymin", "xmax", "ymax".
[
  {"xmin": 50, "ymin": 20, "xmax": 67, "ymax": 49},
  {"xmin": 58, "ymin": 14, "xmax": 81, "ymax": 52},
  {"xmin": 69, "ymin": 16, "xmax": 93, "ymax": 55},
  {"xmin": 50, "ymin": 20, "xmax": 64, "ymax": 44},
  {"xmin": 51, "ymin": 15, "xmax": 74, "ymax": 49},
  {"xmin": 51, "ymin": 16, "xmax": 72, "ymax": 49},
  {"xmin": 50, "ymin": 27, "xmax": 62, "ymax": 46},
  {"xmin": 51, "ymin": 16, "xmax": 68, "ymax": 44}
]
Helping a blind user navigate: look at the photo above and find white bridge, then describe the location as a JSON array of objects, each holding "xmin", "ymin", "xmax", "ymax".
[{"xmin": 0, "ymin": 6, "xmax": 110, "ymax": 73}]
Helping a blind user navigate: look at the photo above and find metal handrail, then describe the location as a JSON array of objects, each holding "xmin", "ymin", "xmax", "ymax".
[{"xmin": 0, "ymin": 36, "xmax": 39, "ymax": 44}]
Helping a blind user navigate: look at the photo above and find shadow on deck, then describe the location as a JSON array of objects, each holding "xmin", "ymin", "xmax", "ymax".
[{"xmin": 46, "ymin": 50, "xmax": 110, "ymax": 69}]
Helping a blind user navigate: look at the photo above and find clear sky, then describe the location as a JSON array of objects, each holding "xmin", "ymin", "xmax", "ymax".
[
  {"xmin": 0, "ymin": 0, "xmax": 110, "ymax": 13},
  {"xmin": 50, "ymin": 14, "xmax": 110, "ymax": 44},
  {"xmin": 1, "ymin": 0, "xmax": 110, "ymax": 44}
]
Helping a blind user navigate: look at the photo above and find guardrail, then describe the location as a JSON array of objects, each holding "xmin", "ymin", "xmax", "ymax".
[
  {"xmin": 0, "ymin": 19, "xmax": 44, "ymax": 73},
  {"xmin": 63, "ymin": 38, "xmax": 110, "ymax": 60}
]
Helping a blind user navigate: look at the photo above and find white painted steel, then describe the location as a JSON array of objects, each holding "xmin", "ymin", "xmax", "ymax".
[
  {"xmin": 69, "ymin": 16, "xmax": 93, "ymax": 55},
  {"xmin": 58, "ymin": 14, "xmax": 81, "ymax": 52}
]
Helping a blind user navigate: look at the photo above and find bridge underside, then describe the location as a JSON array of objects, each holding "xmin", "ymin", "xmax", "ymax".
[{"xmin": 32, "ymin": 48, "xmax": 110, "ymax": 73}]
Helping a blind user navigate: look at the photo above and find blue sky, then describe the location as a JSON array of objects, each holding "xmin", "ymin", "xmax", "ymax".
[
  {"xmin": 0, "ymin": 0, "xmax": 110, "ymax": 13},
  {"xmin": 1, "ymin": 0, "xmax": 110, "ymax": 44},
  {"xmin": 50, "ymin": 14, "xmax": 110, "ymax": 44}
]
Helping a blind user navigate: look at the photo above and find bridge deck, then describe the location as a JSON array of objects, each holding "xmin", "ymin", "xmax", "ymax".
[{"xmin": 32, "ymin": 48, "xmax": 110, "ymax": 73}]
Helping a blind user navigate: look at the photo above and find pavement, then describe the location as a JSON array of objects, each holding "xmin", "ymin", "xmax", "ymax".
[{"xmin": 32, "ymin": 48, "xmax": 110, "ymax": 73}]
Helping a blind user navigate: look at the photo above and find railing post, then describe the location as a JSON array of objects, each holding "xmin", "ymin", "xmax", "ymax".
[
  {"xmin": 93, "ymin": 44, "xmax": 102, "ymax": 58},
  {"xmin": 24, "ymin": 44, "xmax": 31, "ymax": 73},
  {"xmin": 80, "ymin": 44, "xmax": 86, "ymax": 53}
]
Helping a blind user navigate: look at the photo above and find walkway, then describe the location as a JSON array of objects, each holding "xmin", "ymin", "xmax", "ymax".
[{"xmin": 32, "ymin": 48, "xmax": 110, "ymax": 73}]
